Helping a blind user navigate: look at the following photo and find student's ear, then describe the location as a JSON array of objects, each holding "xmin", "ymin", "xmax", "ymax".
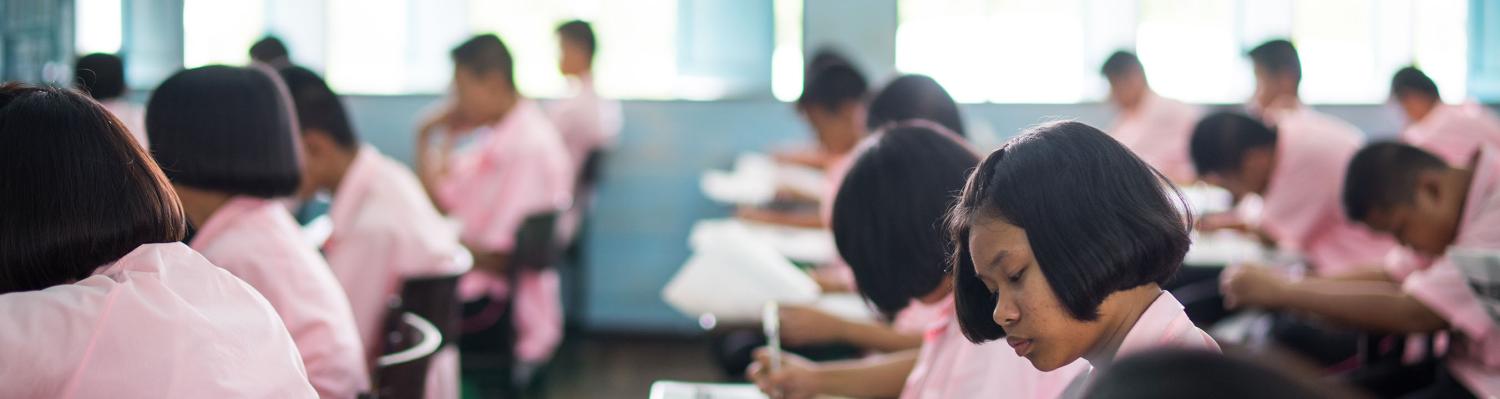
[
  {"xmin": 1240, "ymin": 147, "xmax": 1276, "ymax": 188},
  {"xmin": 1413, "ymin": 170, "xmax": 1446, "ymax": 209},
  {"xmin": 301, "ymin": 129, "xmax": 337, "ymax": 159}
]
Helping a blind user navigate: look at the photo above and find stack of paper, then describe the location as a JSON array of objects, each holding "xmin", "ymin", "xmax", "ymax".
[
  {"xmin": 700, "ymin": 153, "xmax": 829, "ymax": 206},
  {"xmin": 665, "ymin": 220, "xmax": 822, "ymax": 324}
]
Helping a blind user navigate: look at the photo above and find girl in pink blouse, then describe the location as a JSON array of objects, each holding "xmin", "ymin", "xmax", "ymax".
[
  {"xmin": 0, "ymin": 83, "xmax": 315, "ymax": 398},
  {"xmin": 749, "ymin": 123, "xmax": 1083, "ymax": 399},
  {"xmin": 146, "ymin": 66, "xmax": 369, "ymax": 398},
  {"xmin": 950, "ymin": 121, "xmax": 1221, "ymax": 396}
]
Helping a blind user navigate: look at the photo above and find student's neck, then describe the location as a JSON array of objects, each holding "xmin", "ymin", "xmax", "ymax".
[
  {"xmin": 1449, "ymin": 167, "xmax": 1478, "ymax": 221},
  {"xmin": 490, "ymin": 94, "xmax": 521, "ymax": 124},
  {"xmin": 1081, "ymin": 285, "xmax": 1163, "ymax": 368},
  {"xmin": 175, "ymin": 186, "xmax": 234, "ymax": 229},
  {"xmin": 326, "ymin": 147, "xmax": 361, "ymax": 195}
]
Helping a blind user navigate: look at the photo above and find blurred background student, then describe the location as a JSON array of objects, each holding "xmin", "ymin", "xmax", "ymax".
[
  {"xmin": 414, "ymin": 33, "xmax": 574, "ymax": 396},
  {"xmin": 73, "ymin": 52, "xmax": 145, "ymax": 146},
  {"xmin": 280, "ymin": 65, "xmax": 473, "ymax": 399},
  {"xmin": 1099, "ymin": 50, "xmax": 1201, "ymax": 183},
  {"xmin": 1390, "ymin": 66, "xmax": 1500, "ymax": 166},
  {"xmin": 0, "ymin": 83, "xmax": 317, "ymax": 398},
  {"xmin": 147, "ymin": 65, "xmax": 369, "ymax": 398}
]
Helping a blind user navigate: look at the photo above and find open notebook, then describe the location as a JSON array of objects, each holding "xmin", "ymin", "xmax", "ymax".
[{"xmin": 648, "ymin": 381, "xmax": 767, "ymax": 399}]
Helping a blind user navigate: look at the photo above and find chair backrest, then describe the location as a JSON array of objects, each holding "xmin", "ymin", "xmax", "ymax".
[
  {"xmin": 511, "ymin": 211, "xmax": 561, "ymax": 272},
  {"xmin": 576, "ymin": 149, "xmax": 607, "ymax": 192},
  {"xmin": 399, "ymin": 274, "xmax": 462, "ymax": 347},
  {"xmin": 373, "ymin": 312, "xmax": 442, "ymax": 399}
]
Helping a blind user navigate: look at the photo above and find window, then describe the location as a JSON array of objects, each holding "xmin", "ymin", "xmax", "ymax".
[
  {"xmin": 770, "ymin": 0, "xmax": 804, "ymax": 102},
  {"xmin": 182, "ymin": 0, "xmax": 265, "ymax": 67},
  {"xmin": 895, "ymin": 0, "xmax": 1470, "ymax": 104},
  {"xmin": 75, "ymin": 0, "xmax": 122, "ymax": 54}
]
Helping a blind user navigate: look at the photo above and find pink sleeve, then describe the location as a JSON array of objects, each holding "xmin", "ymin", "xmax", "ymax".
[
  {"xmin": 1404, "ymin": 259, "xmax": 1494, "ymax": 343},
  {"xmin": 1260, "ymin": 183, "xmax": 1338, "ymax": 254}
]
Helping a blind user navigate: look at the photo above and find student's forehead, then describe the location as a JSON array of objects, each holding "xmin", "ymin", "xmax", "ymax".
[{"xmin": 968, "ymin": 217, "xmax": 1028, "ymax": 261}]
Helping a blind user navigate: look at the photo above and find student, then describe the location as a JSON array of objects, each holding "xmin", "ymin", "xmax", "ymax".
[
  {"xmin": 1390, "ymin": 66, "xmax": 1500, "ymax": 166},
  {"xmin": 279, "ymin": 66, "xmax": 471, "ymax": 399},
  {"xmin": 547, "ymin": 20, "xmax": 622, "ymax": 174},
  {"xmin": 1222, "ymin": 142, "xmax": 1500, "ymax": 397},
  {"xmin": 0, "ymin": 83, "xmax": 316, "ymax": 398},
  {"xmin": 749, "ymin": 123, "xmax": 1084, "ymax": 399},
  {"xmin": 147, "ymin": 65, "xmax": 368, "ymax": 398},
  {"xmin": 772, "ymin": 50, "xmax": 868, "ymax": 171},
  {"xmin": 1191, "ymin": 112, "xmax": 1396, "ymax": 276},
  {"xmin": 74, "ymin": 52, "xmax": 146, "ymax": 147},
  {"xmin": 866, "ymin": 74, "xmax": 965, "ymax": 137},
  {"xmin": 250, "ymin": 36, "xmax": 293, "ymax": 68},
  {"xmin": 1099, "ymin": 50, "xmax": 1201, "ymax": 183},
  {"xmin": 736, "ymin": 59, "xmax": 870, "ymax": 229},
  {"xmin": 951, "ymin": 121, "xmax": 1219, "ymax": 396},
  {"xmin": 414, "ymin": 34, "xmax": 574, "ymax": 383}
]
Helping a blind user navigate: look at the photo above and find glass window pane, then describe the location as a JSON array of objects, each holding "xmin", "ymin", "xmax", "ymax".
[{"xmin": 183, "ymin": 0, "xmax": 266, "ymax": 67}]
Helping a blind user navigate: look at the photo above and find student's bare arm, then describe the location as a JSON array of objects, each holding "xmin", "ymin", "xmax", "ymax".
[
  {"xmin": 1224, "ymin": 267, "xmax": 1447, "ymax": 334},
  {"xmin": 749, "ymin": 348, "xmax": 916, "ymax": 399},
  {"xmin": 840, "ymin": 321, "xmax": 924, "ymax": 353},
  {"xmin": 736, "ymin": 207, "xmax": 826, "ymax": 229}
]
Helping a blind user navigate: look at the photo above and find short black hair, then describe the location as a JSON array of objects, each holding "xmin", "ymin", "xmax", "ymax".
[
  {"xmin": 278, "ymin": 66, "xmax": 359, "ymax": 150},
  {"xmin": 805, "ymin": 48, "xmax": 855, "ymax": 77},
  {"xmin": 950, "ymin": 121, "xmax": 1189, "ymax": 342},
  {"xmin": 831, "ymin": 124, "xmax": 978, "ymax": 320},
  {"xmin": 451, "ymin": 34, "xmax": 517, "ymax": 91},
  {"xmin": 1189, "ymin": 111, "xmax": 1278, "ymax": 176},
  {"xmin": 0, "ymin": 83, "xmax": 186, "ymax": 294},
  {"xmin": 1390, "ymin": 66, "xmax": 1440, "ymax": 100},
  {"xmin": 1248, "ymin": 39, "xmax": 1301, "ymax": 84},
  {"xmin": 868, "ymin": 74, "xmax": 965, "ymax": 137},
  {"xmin": 74, "ymin": 53, "xmax": 126, "ymax": 100},
  {"xmin": 249, "ymin": 36, "xmax": 290, "ymax": 64},
  {"xmin": 1084, "ymin": 349, "xmax": 1328, "ymax": 399},
  {"xmin": 796, "ymin": 62, "xmax": 867, "ymax": 112},
  {"xmin": 1100, "ymin": 50, "xmax": 1143, "ymax": 79},
  {"xmin": 1342, "ymin": 141, "xmax": 1449, "ymax": 222},
  {"xmin": 556, "ymin": 20, "xmax": 596, "ymax": 60},
  {"xmin": 146, "ymin": 65, "xmax": 302, "ymax": 198}
]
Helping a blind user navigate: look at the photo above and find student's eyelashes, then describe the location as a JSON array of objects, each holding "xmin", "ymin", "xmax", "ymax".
[{"xmin": 1006, "ymin": 267, "xmax": 1025, "ymax": 283}]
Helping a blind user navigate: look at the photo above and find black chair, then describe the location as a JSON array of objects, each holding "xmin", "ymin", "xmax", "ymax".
[
  {"xmin": 562, "ymin": 149, "xmax": 607, "ymax": 327},
  {"xmin": 367, "ymin": 312, "xmax": 443, "ymax": 399},
  {"xmin": 459, "ymin": 211, "xmax": 563, "ymax": 399}
]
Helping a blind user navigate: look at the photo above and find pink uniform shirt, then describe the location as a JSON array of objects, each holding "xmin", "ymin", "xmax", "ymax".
[
  {"xmin": 545, "ymin": 76, "xmax": 622, "ymax": 174},
  {"xmin": 0, "ymin": 243, "xmax": 317, "ymax": 398},
  {"xmin": 101, "ymin": 99, "xmax": 147, "ymax": 148},
  {"xmin": 191, "ymin": 197, "xmax": 369, "ymax": 398},
  {"xmin": 1108, "ymin": 92, "xmax": 1202, "ymax": 182},
  {"xmin": 1063, "ymin": 292, "xmax": 1220, "ymax": 397},
  {"xmin": 1403, "ymin": 103, "xmax": 1500, "ymax": 167},
  {"xmin": 900, "ymin": 295, "xmax": 1086, "ymax": 399},
  {"xmin": 324, "ymin": 147, "xmax": 472, "ymax": 398},
  {"xmin": 1259, "ymin": 106, "xmax": 1398, "ymax": 276},
  {"xmin": 438, "ymin": 100, "xmax": 574, "ymax": 363},
  {"xmin": 1396, "ymin": 146, "xmax": 1500, "ymax": 395}
]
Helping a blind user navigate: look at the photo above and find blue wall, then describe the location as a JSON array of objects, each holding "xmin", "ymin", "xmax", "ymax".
[{"xmin": 340, "ymin": 95, "xmax": 1421, "ymax": 334}]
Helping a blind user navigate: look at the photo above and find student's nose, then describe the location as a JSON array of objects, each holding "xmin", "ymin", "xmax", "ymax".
[{"xmin": 992, "ymin": 294, "xmax": 1020, "ymax": 327}]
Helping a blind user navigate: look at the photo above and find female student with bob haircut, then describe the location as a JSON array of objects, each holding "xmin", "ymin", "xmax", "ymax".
[
  {"xmin": 749, "ymin": 123, "xmax": 1083, "ymax": 399},
  {"xmin": 949, "ymin": 121, "xmax": 1219, "ymax": 395},
  {"xmin": 147, "ymin": 65, "xmax": 369, "ymax": 398},
  {"xmin": 0, "ymin": 83, "xmax": 316, "ymax": 398}
]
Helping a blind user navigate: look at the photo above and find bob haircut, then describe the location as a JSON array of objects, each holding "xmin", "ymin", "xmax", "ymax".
[
  {"xmin": 948, "ymin": 121, "xmax": 1190, "ymax": 342},
  {"xmin": 0, "ymin": 83, "xmax": 186, "ymax": 294},
  {"xmin": 146, "ymin": 65, "xmax": 303, "ymax": 198},
  {"xmin": 831, "ymin": 123, "xmax": 977, "ymax": 320},
  {"xmin": 867, "ymin": 74, "xmax": 965, "ymax": 137}
]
